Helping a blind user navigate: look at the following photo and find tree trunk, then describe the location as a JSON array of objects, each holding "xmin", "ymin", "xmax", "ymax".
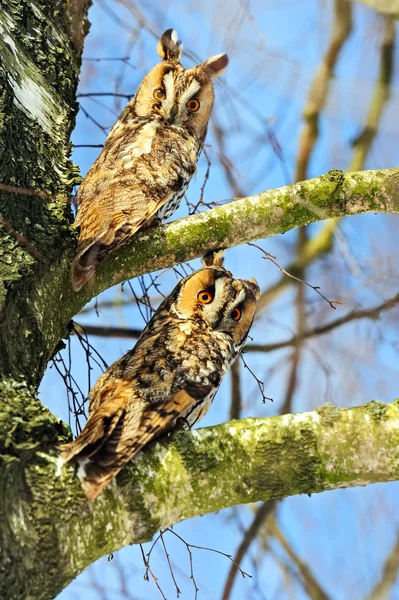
[{"xmin": 0, "ymin": 1, "xmax": 91, "ymax": 597}]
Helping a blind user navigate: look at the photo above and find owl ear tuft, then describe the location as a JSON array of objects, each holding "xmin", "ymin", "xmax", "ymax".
[
  {"xmin": 201, "ymin": 53, "xmax": 228, "ymax": 78},
  {"xmin": 247, "ymin": 278, "xmax": 260, "ymax": 300},
  {"xmin": 202, "ymin": 249, "xmax": 225, "ymax": 268},
  {"xmin": 157, "ymin": 29, "xmax": 183, "ymax": 62}
]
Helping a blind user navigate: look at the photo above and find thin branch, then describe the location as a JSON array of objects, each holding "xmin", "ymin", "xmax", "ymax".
[
  {"xmin": 79, "ymin": 104, "xmax": 110, "ymax": 135},
  {"xmin": 280, "ymin": 228, "xmax": 307, "ymax": 415},
  {"xmin": 139, "ymin": 542, "xmax": 167, "ymax": 600},
  {"xmin": 350, "ymin": 16, "xmax": 395, "ymax": 172},
  {"xmin": 77, "ymin": 92, "xmax": 134, "ymax": 99},
  {"xmin": 295, "ymin": 0, "xmax": 352, "ymax": 182},
  {"xmin": 213, "ymin": 119, "xmax": 246, "ymax": 197},
  {"xmin": 0, "ymin": 215, "xmax": 49, "ymax": 263},
  {"xmin": 256, "ymin": 219, "xmax": 339, "ymax": 314},
  {"xmin": 168, "ymin": 529, "xmax": 251, "ymax": 589},
  {"xmin": 248, "ymin": 242, "xmax": 341, "ymax": 310},
  {"xmin": 221, "ymin": 501, "xmax": 276, "ymax": 600},
  {"xmin": 73, "ymin": 323, "xmax": 142, "ymax": 340},
  {"xmin": 159, "ymin": 531, "xmax": 181, "ymax": 598},
  {"xmin": 0, "ymin": 182, "xmax": 58, "ymax": 200},
  {"xmin": 72, "ymin": 144, "xmax": 104, "ymax": 148},
  {"xmin": 8, "ymin": 166, "xmax": 399, "ymax": 388},
  {"xmin": 268, "ymin": 518, "xmax": 330, "ymax": 600},
  {"xmin": 367, "ymin": 529, "xmax": 399, "ymax": 600},
  {"xmin": 230, "ymin": 361, "xmax": 242, "ymax": 420},
  {"xmin": 246, "ymin": 292, "xmax": 399, "ymax": 353},
  {"xmin": 240, "ymin": 354, "xmax": 272, "ymax": 403}
]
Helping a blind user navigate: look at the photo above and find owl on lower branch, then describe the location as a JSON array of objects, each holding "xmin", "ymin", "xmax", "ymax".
[
  {"xmin": 71, "ymin": 29, "xmax": 228, "ymax": 291},
  {"xmin": 60, "ymin": 252, "xmax": 259, "ymax": 500}
]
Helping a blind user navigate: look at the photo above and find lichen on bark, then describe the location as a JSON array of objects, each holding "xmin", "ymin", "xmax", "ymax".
[
  {"xmin": 0, "ymin": 0, "xmax": 89, "ymax": 385},
  {"xmin": 3, "ymin": 389, "xmax": 399, "ymax": 600}
]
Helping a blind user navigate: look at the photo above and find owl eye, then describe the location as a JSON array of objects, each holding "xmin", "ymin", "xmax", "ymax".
[
  {"xmin": 197, "ymin": 290, "xmax": 213, "ymax": 304},
  {"xmin": 231, "ymin": 307, "xmax": 242, "ymax": 322},
  {"xmin": 186, "ymin": 99, "xmax": 200, "ymax": 112},
  {"xmin": 153, "ymin": 88, "xmax": 166, "ymax": 100}
]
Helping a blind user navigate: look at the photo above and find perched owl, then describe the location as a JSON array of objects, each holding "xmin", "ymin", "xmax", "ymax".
[
  {"xmin": 71, "ymin": 29, "xmax": 228, "ymax": 291},
  {"xmin": 60, "ymin": 252, "xmax": 259, "ymax": 500}
]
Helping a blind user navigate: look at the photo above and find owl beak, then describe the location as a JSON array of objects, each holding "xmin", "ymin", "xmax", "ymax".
[{"xmin": 167, "ymin": 104, "xmax": 178, "ymax": 125}]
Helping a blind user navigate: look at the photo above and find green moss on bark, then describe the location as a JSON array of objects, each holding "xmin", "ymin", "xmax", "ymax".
[
  {"xmin": 0, "ymin": 0, "xmax": 89, "ymax": 384},
  {"xmin": 2, "ymin": 375, "xmax": 399, "ymax": 600}
]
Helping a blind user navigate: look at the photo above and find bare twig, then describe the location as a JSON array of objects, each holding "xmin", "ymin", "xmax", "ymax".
[
  {"xmin": 350, "ymin": 17, "xmax": 395, "ymax": 172},
  {"xmin": 160, "ymin": 530, "xmax": 181, "ymax": 598},
  {"xmin": 213, "ymin": 119, "xmax": 246, "ymax": 198},
  {"xmin": 0, "ymin": 182, "xmax": 57, "ymax": 200},
  {"xmin": 248, "ymin": 242, "xmax": 341, "ymax": 310},
  {"xmin": 280, "ymin": 229, "xmax": 307, "ymax": 414},
  {"xmin": 246, "ymin": 292, "xmax": 399, "ymax": 353},
  {"xmin": 268, "ymin": 518, "xmax": 330, "ymax": 600},
  {"xmin": 168, "ymin": 528, "xmax": 252, "ymax": 594},
  {"xmin": 230, "ymin": 360, "xmax": 242, "ymax": 420},
  {"xmin": 295, "ymin": 0, "xmax": 352, "ymax": 182},
  {"xmin": 140, "ymin": 542, "xmax": 167, "ymax": 600},
  {"xmin": 367, "ymin": 529, "xmax": 399, "ymax": 600},
  {"xmin": 79, "ymin": 104, "xmax": 110, "ymax": 135},
  {"xmin": 0, "ymin": 215, "xmax": 48, "ymax": 263},
  {"xmin": 221, "ymin": 501, "xmax": 276, "ymax": 600},
  {"xmin": 256, "ymin": 220, "xmax": 339, "ymax": 315},
  {"xmin": 240, "ymin": 354, "xmax": 273, "ymax": 403},
  {"xmin": 73, "ymin": 323, "xmax": 142, "ymax": 339},
  {"xmin": 77, "ymin": 92, "xmax": 133, "ymax": 99}
]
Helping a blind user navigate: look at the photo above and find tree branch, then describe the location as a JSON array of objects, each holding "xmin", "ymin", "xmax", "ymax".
[
  {"xmin": 367, "ymin": 529, "xmax": 399, "ymax": 600},
  {"xmin": 3, "ymin": 392, "xmax": 399, "ymax": 599},
  {"xmin": 351, "ymin": 0, "xmax": 399, "ymax": 18},
  {"xmin": 5, "ymin": 165, "xmax": 397, "ymax": 388}
]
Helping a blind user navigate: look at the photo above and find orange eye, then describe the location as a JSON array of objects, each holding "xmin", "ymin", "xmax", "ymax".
[
  {"xmin": 197, "ymin": 290, "xmax": 213, "ymax": 304},
  {"xmin": 186, "ymin": 99, "xmax": 200, "ymax": 112},
  {"xmin": 153, "ymin": 88, "xmax": 166, "ymax": 100},
  {"xmin": 231, "ymin": 307, "xmax": 242, "ymax": 322}
]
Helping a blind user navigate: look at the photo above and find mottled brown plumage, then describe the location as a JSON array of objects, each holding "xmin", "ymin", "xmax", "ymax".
[
  {"xmin": 71, "ymin": 29, "xmax": 228, "ymax": 290},
  {"xmin": 60, "ymin": 253, "xmax": 259, "ymax": 500}
]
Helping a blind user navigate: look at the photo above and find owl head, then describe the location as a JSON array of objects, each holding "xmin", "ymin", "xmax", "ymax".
[
  {"xmin": 132, "ymin": 29, "xmax": 228, "ymax": 139},
  {"xmin": 170, "ymin": 251, "xmax": 260, "ymax": 348}
]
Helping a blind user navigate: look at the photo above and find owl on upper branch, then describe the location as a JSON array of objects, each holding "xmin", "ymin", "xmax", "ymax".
[
  {"xmin": 71, "ymin": 29, "xmax": 228, "ymax": 291},
  {"xmin": 60, "ymin": 251, "xmax": 259, "ymax": 500}
]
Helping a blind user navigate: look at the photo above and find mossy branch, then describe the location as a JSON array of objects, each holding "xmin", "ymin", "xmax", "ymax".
[
  {"xmin": 2, "ymin": 165, "xmax": 399, "ymax": 387},
  {"xmin": 73, "ymin": 166, "xmax": 399, "ymax": 300},
  {"xmin": 2, "ymin": 386, "xmax": 399, "ymax": 599}
]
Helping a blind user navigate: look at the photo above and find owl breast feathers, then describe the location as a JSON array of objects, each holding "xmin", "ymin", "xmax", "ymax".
[
  {"xmin": 60, "ymin": 252, "xmax": 259, "ymax": 500},
  {"xmin": 71, "ymin": 29, "xmax": 228, "ymax": 291}
]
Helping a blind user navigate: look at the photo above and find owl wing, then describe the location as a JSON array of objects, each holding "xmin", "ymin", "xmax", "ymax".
[
  {"xmin": 71, "ymin": 121, "xmax": 190, "ymax": 291},
  {"xmin": 59, "ymin": 384, "xmax": 206, "ymax": 501}
]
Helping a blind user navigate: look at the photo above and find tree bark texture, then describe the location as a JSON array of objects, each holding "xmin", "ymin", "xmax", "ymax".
[{"xmin": 3, "ymin": 392, "xmax": 399, "ymax": 600}]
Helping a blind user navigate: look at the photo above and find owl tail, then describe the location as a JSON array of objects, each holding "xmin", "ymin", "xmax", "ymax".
[
  {"xmin": 71, "ymin": 242, "xmax": 107, "ymax": 292},
  {"xmin": 59, "ymin": 397, "xmax": 128, "ymax": 501},
  {"xmin": 71, "ymin": 223, "xmax": 134, "ymax": 291}
]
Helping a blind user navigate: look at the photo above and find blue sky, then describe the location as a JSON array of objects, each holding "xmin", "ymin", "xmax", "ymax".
[{"xmin": 40, "ymin": 1, "xmax": 399, "ymax": 598}]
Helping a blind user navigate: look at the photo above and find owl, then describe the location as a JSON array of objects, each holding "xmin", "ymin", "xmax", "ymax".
[
  {"xmin": 60, "ymin": 251, "xmax": 260, "ymax": 500},
  {"xmin": 71, "ymin": 29, "xmax": 228, "ymax": 291}
]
